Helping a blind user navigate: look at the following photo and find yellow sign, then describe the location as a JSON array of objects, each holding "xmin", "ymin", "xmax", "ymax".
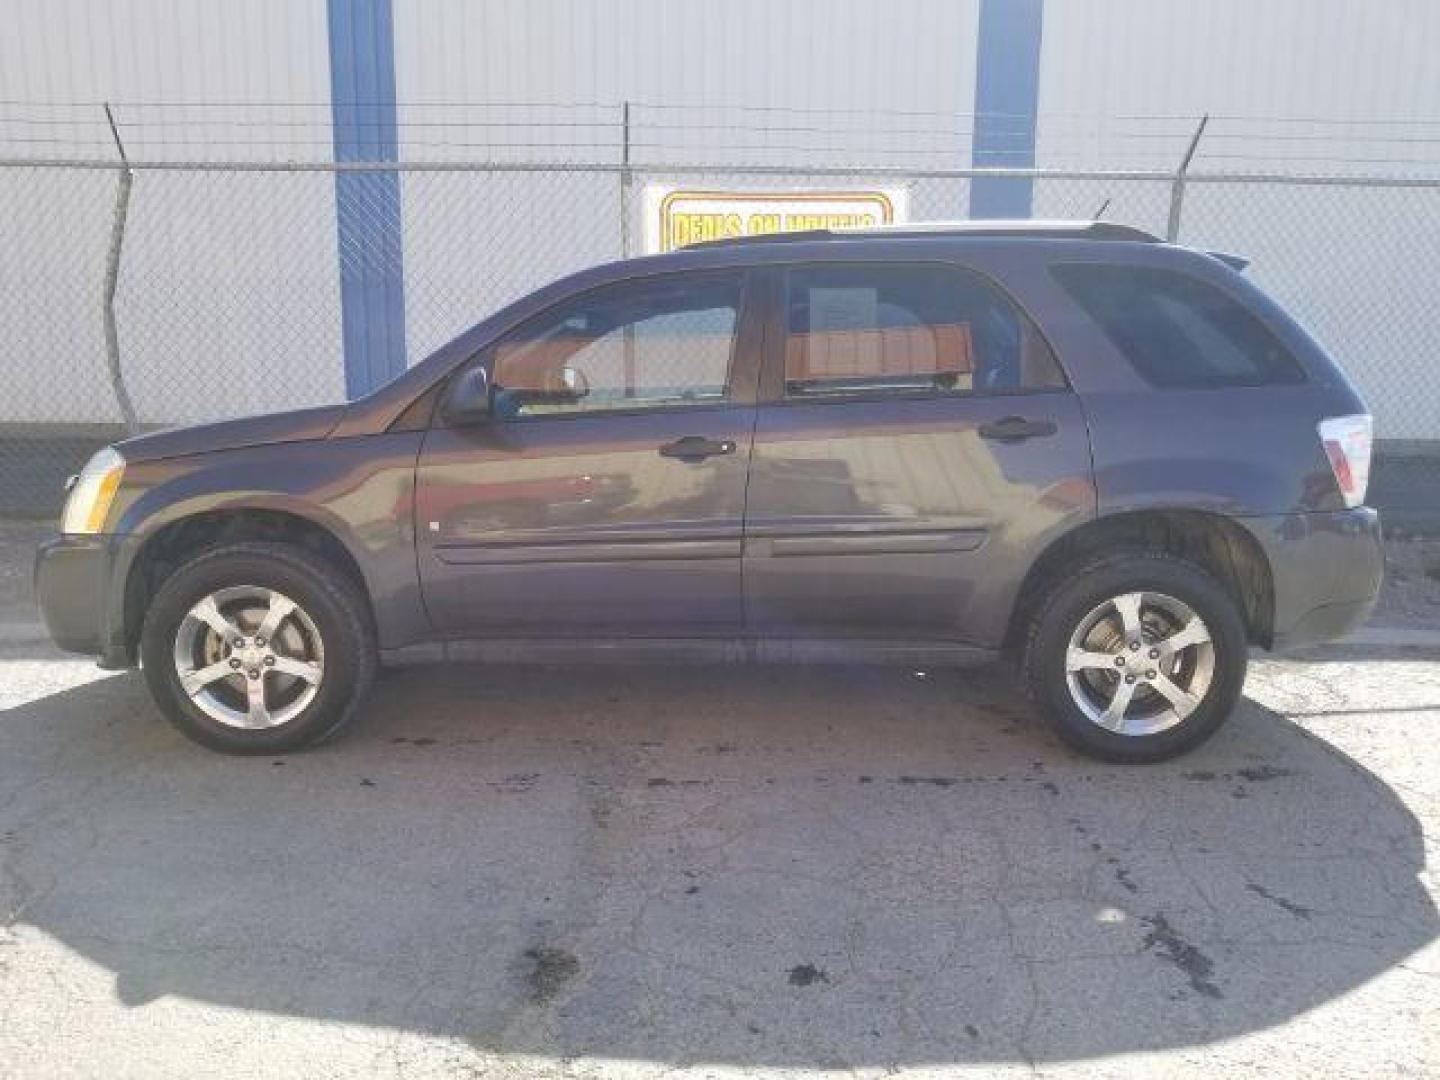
[{"xmin": 644, "ymin": 187, "xmax": 907, "ymax": 254}]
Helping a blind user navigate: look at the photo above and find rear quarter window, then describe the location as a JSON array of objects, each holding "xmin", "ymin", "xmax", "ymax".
[{"xmin": 1052, "ymin": 263, "xmax": 1306, "ymax": 389}]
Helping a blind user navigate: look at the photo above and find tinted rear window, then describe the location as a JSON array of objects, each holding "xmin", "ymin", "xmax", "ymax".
[{"xmin": 1052, "ymin": 263, "xmax": 1306, "ymax": 389}]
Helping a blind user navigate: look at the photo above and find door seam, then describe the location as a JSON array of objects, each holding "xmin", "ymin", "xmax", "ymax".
[{"xmin": 737, "ymin": 268, "xmax": 774, "ymax": 632}]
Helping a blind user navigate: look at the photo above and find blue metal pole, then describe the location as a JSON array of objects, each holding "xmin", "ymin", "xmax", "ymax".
[
  {"xmin": 970, "ymin": 0, "xmax": 1045, "ymax": 220},
  {"xmin": 327, "ymin": 0, "xmax": 407, "ymax": 397}
]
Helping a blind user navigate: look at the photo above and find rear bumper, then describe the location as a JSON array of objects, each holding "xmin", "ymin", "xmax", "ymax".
[
  {"xmin": 34, "ymin": 534, "xmax": 131, "ymax": 667},
  {"xmin": 1240, "ymin": 507, "xmax": 1383, "ymax": 651}
]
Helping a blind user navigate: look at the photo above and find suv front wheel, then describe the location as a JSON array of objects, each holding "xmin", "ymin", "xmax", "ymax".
[
  {"xmin": 1022, "ymin": 552, "xmax": 1248, "ymax": 762},
  {"xmin": 140, "ymin": 541, "xmax": 376, "ymax": 754}
]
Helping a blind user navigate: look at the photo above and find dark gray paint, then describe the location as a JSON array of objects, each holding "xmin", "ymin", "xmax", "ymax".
[
  {"xmin": 416, "ymin": 407, "xmax": 755, "ymax": 634},
  {"xmin": 115, "ymin": 404, "xmax": 347, "ymax": 465},
  {"xmin": 35, "ymin": 232, "xmax": 1382, "ymax": 667},
  {"xmin": 743, "ymin": 388, "xmax": 1092, "ymax": 646}
]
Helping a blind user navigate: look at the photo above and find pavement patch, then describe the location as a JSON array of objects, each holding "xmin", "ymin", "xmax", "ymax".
[
  {"xmin": 787, "ymin": 964, "xmax": 829, "ymax": 988},
  {"xmin": 524, "ymin": 947, "xmax": 580, "ymax": 1004}
]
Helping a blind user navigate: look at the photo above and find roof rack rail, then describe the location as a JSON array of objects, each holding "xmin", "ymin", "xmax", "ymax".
[{"xmin": 685, "ymin": 219, "xmax": 1161, "ymax": 250}]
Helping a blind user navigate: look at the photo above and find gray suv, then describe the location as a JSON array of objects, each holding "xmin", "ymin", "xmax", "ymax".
[{"xmin": 34, "ymin": 221, "xmax": 1383, "ymax": 761}]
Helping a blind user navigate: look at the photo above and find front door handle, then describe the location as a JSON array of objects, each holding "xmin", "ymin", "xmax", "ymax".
[
  {"xmin": 659, "ymin": 436, "xmax": 737, "ymax": 462},
  {"xmin": 977, "ymin": 416, "xmax": 1058, "ymax": 443}
]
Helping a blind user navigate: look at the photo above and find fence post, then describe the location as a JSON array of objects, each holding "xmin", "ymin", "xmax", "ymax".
[
  {"xmin": 619, "ymin": 101, "xmax": 636, "ymax": 396},
  {"xmin": 619, "ymin": 100, "xmax": 633, "ymax": 257},
  {"xmin": 1166, "ymin": 114, "xmax": 1209, "ymax": 243},
  {"xmin": 101, "ymin": 103, "xmax": 140, "ymax": 435}
]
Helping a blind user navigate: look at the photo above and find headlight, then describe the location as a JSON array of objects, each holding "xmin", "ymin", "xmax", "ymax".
[{"xmin": 61, "ymin": 446, "xmax": 126, "ymax": 534}]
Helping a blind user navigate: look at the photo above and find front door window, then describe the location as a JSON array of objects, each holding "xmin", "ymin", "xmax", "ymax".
[{"xmin": 491, "ymin": 273, "xmax": 744, "ymax": 418}]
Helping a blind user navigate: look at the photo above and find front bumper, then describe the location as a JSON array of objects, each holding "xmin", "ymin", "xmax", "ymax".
[
  {"xmin": 34, "ymin": 534, "xmax": 131, "ymax": 667},
  {"xmin": 1241, "ymin": 507, "xmax": 1383, "ymax": 651}
]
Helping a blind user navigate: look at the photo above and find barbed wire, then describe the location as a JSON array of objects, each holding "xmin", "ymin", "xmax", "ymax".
[{"xmin": 5, "ymin": 104, "xmax": 1439, "ymax": 172}]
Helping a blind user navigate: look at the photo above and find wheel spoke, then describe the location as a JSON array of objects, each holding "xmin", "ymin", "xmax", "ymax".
[
  {"xmin": 244, "ymin": 676, "xmax": 271, "ymax": 728},
  {"xmin": 1066, "ymin": 646, "xmax": 1119, "ymax": 672},
  {"xmin": 173, "ymin": 584, "xmax": 326, "ymax": 732},
  {"xmin": 1111, "ymin": 592, "xmax": 1144, "ymax": 643},
  {"xmin": 269, "ymin": 655, "xmax": 322, "ymax": 684},
  {"xmin": 189, "ymin": 595, "xmax": 239, "ymax": 640},
  {"xmin": 1098, "ymin": 678, "xmax": 1138, "ymax": 732},
  {"xmin": 1150, "ymin": 672, "xmax": 1202, "ymax": 718},
  {"xmin": 1065, "ymin": 589, "xmax": 1216, "ymax": 738},
  {"xmin": 179, "ymin": 660, "xmax": 235, "ymax": 697},
  {"xmin": 255, "ymin": 591, "xmax": 297, "ymax": 641},
  {"xmin": 1158, "ymin": 615, "xmax": 1210, "ymax": 656}
]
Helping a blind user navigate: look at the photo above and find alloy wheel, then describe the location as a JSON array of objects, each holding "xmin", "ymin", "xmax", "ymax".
[
  {"xmin": 1063, "ymin": 590, "xmax": 1215, "ymax": 736},
  {"xmin": 172, "ymin": 585, "xmax": 325, "ymax": 729}
]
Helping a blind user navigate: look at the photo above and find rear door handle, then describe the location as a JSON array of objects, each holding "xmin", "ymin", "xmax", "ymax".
[
  {"xmin": 659, "ymin": 435, "xmax": 737, "ymax": 461},
  {"xmin": 977, "ymin": 416, "xmax": 1058, "ymax": 443}
]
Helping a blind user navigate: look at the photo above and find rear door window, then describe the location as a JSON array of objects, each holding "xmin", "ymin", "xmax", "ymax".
[
  {"xmin": 1052, "ymin": 263, "xmax": 1305, "ymax": 388},
  {"xmin": 782, "ymin": 263, "xmax": 1065, "ymax": 398}
]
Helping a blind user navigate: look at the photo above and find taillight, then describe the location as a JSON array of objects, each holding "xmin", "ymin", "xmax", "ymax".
[{"xmin": 1318, "ymin": 414, "xmax": 1373, "ymax": 508}]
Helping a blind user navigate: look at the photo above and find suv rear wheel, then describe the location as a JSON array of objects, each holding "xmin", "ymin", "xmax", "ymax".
[
  {"xmin": 140, "ymin": 541, "xmax": 376, "ymax": 754},
  {"xmin": 1022, "ymin": 552, "xmax": 1247, "ymax": 762}
]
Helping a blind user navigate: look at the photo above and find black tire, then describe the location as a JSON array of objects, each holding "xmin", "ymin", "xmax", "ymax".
[
  {"xmin": 140, "ymin": 541, "xmax": 376, "ymax": 754},
  {"xmin": 1021, "ymin": 551, "xmax": 1248, "ymax": 763}
]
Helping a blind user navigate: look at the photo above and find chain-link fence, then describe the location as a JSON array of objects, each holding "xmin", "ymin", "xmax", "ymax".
[{"xmin": 2, "ymin": 148, "xmax": 1438, "ymax": 521}]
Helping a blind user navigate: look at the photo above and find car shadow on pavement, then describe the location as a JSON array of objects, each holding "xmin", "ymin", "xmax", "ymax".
[{"xmin": 1, "ymin": 661, "xmax": 1434, "ymax": 1067}]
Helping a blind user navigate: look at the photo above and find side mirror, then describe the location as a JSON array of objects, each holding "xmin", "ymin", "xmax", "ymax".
[
  {"xmin": 553, "ymin": 365, "xmax": 590, "ymax": 400},
  {"xmin": 442, "ymin": 366, "xmax": 491, "ymax": 426},
  {"xmin": 497, "ymin": 365, "xmax": 593, "ymax": 411}
]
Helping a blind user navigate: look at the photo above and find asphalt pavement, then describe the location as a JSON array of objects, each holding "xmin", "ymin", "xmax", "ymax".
[{"xmin": 1, "ymin": 520, "xmax": 1437, "ymax": 1078}]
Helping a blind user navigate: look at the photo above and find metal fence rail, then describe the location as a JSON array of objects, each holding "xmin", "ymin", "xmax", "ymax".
[{"xmin": 2, "ymin": 149, "xmax": 1438, "ymax": 521}]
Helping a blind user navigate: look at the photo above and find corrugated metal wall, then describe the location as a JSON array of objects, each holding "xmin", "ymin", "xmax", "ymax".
[
  {"xmin": 1037, "ymin": 0, "xmax": 1440, "ymax": 173},
  {"xmin": 394, "ymin": 0, "xmax": 979, "ymax": 122},
  {"xmin": 15, "ymin": 0, "xmax": 1435, "ymax": 173},
  {"xmin": 0, "ymin": 0, "xmax": 343, "ymax": 424},
  {"xmin": 0, "ymin": 0, "xmax": 334, "ymax": 160},
  {"xmin": 1, "ymin": 0, "xmax": 1438, "ymax": 436}
]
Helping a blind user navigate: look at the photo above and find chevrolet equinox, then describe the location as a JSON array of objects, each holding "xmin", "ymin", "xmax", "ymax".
[{"xmin": 35, "ymin": 221, "xmax": 1383, "ymax": 761}]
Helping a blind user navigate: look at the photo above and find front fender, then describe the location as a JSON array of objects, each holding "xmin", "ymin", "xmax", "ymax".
[{"xmin": 106, "ymin": 432, "xmax": 427, "ymax": 654}]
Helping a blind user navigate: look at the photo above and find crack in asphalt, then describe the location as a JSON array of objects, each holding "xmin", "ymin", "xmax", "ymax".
[{"xmin": 1141, "ymin": 913, "xmax": 1223, "ymax": 1000}]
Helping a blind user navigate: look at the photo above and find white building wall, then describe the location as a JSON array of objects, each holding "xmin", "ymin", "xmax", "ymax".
[
  {"xmin": 1036, "ymin": 0, "xmax": 1440, "ymax": 173},
  {"xmin": 0, "ymin": 0, "xmax": 1436, "ymax": 438},
  {"xmin": 1036, "ymin": 0, "xmax": 1440, "ymax": 439},
  {"xmin": 394, "ymin": 0, "xmax": 979, "ymax": 127},
  {"xmin": 0, "ymin": 0, "xmax": 335, "ymax": 161},
  {"xmin": 0, "ymin": 0, "xmax": 343, "ymax": 425},
  {"xmin": 391, "ymin": 0, "xmax": 983, "ymax": 361}
]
